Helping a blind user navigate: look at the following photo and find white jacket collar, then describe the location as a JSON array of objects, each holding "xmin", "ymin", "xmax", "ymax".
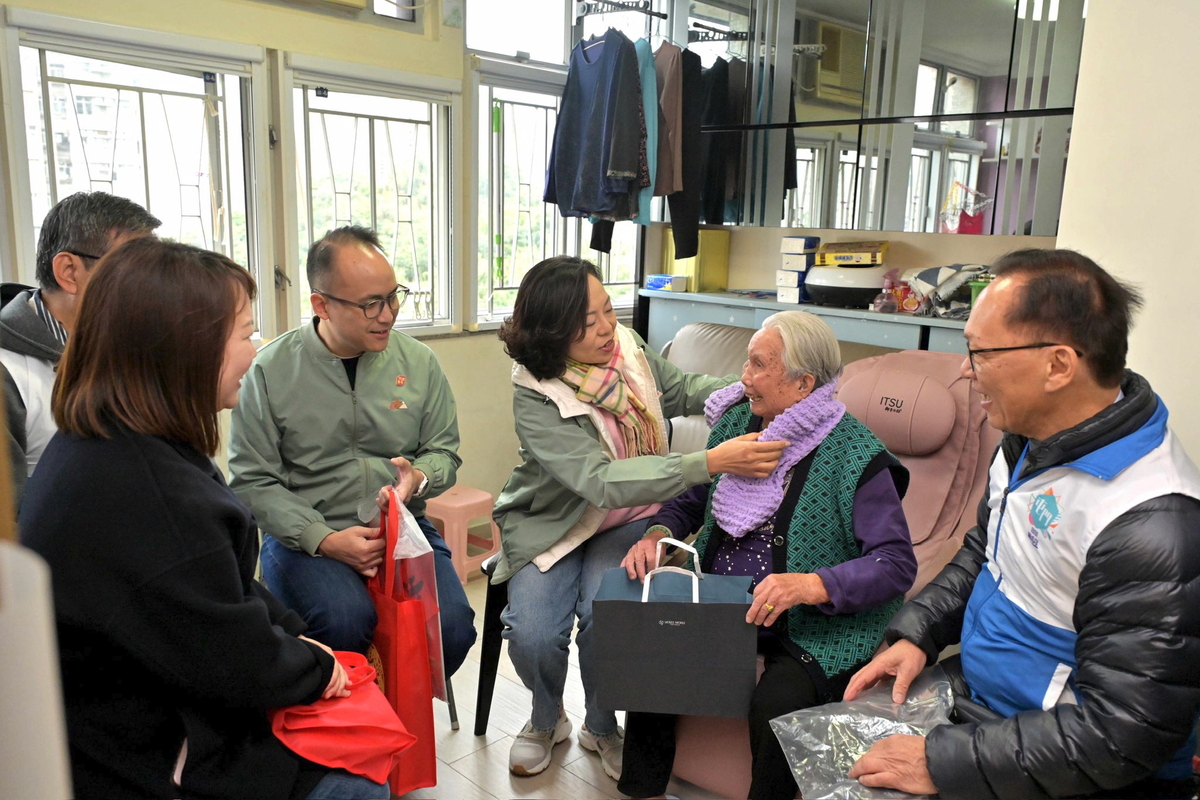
[{"xmin": 510, "ymin": 324, "xmax": 664, "ymax": 457}]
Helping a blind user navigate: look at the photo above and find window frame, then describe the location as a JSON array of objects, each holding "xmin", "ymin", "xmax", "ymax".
[
  {"xmin": 0, "ymin": 7, "xmax": 278, "ymax": 334},
  {"xmin": 468, "ymin": 53, "xmax": 641, "ymax": 331},
  {"xmin": 276, "ymin": 53, "xmax": 463, "ymax": 337}
]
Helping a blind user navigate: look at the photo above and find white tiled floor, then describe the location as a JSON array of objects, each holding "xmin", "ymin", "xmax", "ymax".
[{"xmin": 399, "ymin": 576, "xmax": 725, "ymax": 800}]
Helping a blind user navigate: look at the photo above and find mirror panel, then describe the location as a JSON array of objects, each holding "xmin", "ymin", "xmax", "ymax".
[{"xmin": 704, "ymin": 0, "xmax": 1084, "ymax": 232}]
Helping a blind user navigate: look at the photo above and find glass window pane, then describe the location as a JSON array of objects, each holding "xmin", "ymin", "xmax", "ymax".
[
  {"xmin": 941, "ymin": 72, "xmax": 978, "ymax": 136},
  {"xmin": 296, "ymin": 85, "xmax": 446, "ymax": 328},
  {"xmin": 477, "ymin": 81, "xmax": 638, "ymax": 325},
  {"xmin": 308, "ymin": 89, "xmax": 429, "ymax": 122},
  {"xmin": 373, "ymin": 0, "xmax": 415, "ymax": 22},
  {"xmin": 466, "ymin": 0, "xmax": 567, "ymax": 64},
  {"xmin": 914, "ymin": 63, "xmax": 938, "ymax": 130},
  {"xmin": 22, "ymin": 47, "xmax": 253, "ymax": 294}
]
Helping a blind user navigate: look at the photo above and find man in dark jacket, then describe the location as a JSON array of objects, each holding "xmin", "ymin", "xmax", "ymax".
[
  {"xmin": 0, "ymin": 192, "xmax": 158, "ymax": 505},
  {"xmin": 845, "ymin": 249, "xmax": 1200, "ymax": 799}
]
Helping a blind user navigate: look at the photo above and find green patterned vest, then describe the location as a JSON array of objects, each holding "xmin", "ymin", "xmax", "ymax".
[{"xmin": 691, "ymin": 401, "xmax": 903, "ymax": 678}]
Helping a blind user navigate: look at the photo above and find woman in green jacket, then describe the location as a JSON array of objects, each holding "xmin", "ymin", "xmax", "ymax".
[{"xmin": 493, "ymin": 256, "xmax": 787, "ymax": 781}]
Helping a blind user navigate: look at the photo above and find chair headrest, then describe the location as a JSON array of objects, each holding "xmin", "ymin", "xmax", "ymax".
[{"xmin": 837, "ymin": 368, "xmax": 956, "ymax": 456}]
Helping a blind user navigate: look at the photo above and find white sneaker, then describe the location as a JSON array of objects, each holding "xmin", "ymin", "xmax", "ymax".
[
  {"xmin": 578, "ymin": 724, "xmax": 624, "ymax": 781},
  {"xmin": 509, "ymin": 709, "xmax": 572, "ymax": 776}
]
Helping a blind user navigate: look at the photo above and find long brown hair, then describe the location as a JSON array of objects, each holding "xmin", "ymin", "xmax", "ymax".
[{"xmin": 53, "ymin": 238, "xmax": 257, "ymax": 455}]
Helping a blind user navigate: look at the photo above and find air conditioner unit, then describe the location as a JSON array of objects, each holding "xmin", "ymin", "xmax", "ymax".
[{"xmin": 815, "ymin": 21, "xmax": 866, "ymax": 107}]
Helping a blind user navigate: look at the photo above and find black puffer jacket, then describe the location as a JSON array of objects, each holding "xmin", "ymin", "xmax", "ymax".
[{"xmin": 886, "ymin": 372, "xmax": 1200, "ymax": 798}]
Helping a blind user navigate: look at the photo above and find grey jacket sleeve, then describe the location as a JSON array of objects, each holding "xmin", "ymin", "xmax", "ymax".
[
  {"xmin": 925, "ymin": 494, "xmax": 1200, "ymax": 799},
  {"xmin": 1, "ymin": 363, "xmax": 27, "ymax": 508}
]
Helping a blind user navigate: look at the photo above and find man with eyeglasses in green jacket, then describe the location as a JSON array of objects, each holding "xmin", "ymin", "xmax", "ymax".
[{"xmin": 229, "ymin": 225, "xmax": 476, "ymax": 676}]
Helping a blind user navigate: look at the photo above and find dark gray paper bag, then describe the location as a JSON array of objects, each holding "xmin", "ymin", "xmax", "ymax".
[{"xmin": 592, "ymin": 539, "xmax": 757, "ymax": 718}]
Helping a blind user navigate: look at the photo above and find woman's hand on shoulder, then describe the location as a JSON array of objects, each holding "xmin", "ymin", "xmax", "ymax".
[
  {"xmin": 706, "ymin": 433, "xmax": 789, "ymax": 478},
  {"xmin": 746, "ymin": 572, "xmax": 830, "ymax": 626},
  {"xmin": 621, "ymin": 526, "xmax": 671, "ymax": 582}
]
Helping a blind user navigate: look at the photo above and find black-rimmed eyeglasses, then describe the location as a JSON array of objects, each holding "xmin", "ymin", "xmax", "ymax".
[
  {"xmin": 967, "ymin": 342, "xmax": 1084, "ymax": 372},
  {"xmin": 63, "ymin": 249, "xmax": 103, "ymax": 262},
  {"xmin": 314, "ymin": 285, "xmax": 409, "ymax": 319}
]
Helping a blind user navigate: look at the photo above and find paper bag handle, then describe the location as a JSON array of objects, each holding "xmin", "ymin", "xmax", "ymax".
[
  {"xmin": 641, "ymin": 566, "xmax": 700, "ymax": 603},
  {"xmin": 654, "ymin": 537, "xmax": 702, "ymax": 578}
]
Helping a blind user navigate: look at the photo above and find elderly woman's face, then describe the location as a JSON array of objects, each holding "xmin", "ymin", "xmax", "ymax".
[{"xmin": 741, "ymin": 328, "xmax": 812, "ymax": 423}]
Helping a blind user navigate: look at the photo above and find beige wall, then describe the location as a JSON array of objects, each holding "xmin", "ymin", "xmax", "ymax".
[
  {"xmin": 11, "ymin": 0, "xmax": 464, "ymax": 79},
  {"xmin": 720, "ymin": 226, "xmax": 1055, "ymax": 290},
  {"xmin": 1056, "ymin": 0, "xmax": 1200, "ymax": 456},
  {"xmin": 425, "ymin": 333, "xmax": 521, "ymax": 499}
]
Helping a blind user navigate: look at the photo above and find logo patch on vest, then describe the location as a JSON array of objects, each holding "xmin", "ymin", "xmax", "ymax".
[
  {"xmin": 1027, "ymin": 488, "xmax": 1063, "ymax": 548},
  {"xmin": 389, "ymin": 399, "xmax": 408, "ymax": 410}
]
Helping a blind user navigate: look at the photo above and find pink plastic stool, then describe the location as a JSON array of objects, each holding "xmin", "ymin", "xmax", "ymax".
[{"xmin": 423, "ymin": 485, "xmax": 500, "ymax": 585}]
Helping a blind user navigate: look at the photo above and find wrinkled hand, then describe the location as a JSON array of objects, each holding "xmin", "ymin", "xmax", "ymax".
[
  {"xmin": 621, "ymin": 528, "xmax": 670, "ymax": 581},
  {"xmin": 299, "ymin": 636, "xmax": 351, "ymax": 700},
  {"xmin": 316, "ymin": 526, "xmax": 385, "ymax": 578},
  {"xmin": 706, "ymin": 433, "xmax": 789, "ymax": 478},
  {"xmin": 843, "ymin": 638, "xmax": 927, "ymax": 703},
  {"xmin": 848, "ymin": 734, "xmax": 936, "ymax": 795},
  {"xmin": 746, "ymin": 572, "xmax": 829, "ymax": 626}
]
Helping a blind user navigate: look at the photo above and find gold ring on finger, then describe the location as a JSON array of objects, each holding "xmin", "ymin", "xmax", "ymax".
[{"xmin": 764, "ymin": 604, "xmax": 776, "ymax": 613}]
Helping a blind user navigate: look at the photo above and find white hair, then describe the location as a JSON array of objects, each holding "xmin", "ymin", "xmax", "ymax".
[{"xmin": 760, "ymin": 311, "xmax": 842, "ymax": 388}]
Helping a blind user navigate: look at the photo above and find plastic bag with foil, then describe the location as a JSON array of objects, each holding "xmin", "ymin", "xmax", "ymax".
[{"xmin": 769, "ymin": 666, "xmax": 952, "ymax": 800}]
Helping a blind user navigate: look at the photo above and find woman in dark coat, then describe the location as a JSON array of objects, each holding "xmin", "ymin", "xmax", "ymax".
[{"xmin": 20, "ymin": 239, "xmax": 385, "ymax": 799}]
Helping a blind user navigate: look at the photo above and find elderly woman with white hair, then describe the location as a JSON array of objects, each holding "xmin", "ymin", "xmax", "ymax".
[{"xmin": 616, "ymin": 310, "xmax": 918, "ymax": 800}]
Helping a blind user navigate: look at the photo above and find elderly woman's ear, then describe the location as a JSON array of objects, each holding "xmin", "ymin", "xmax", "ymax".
[{"xmin": 798, "ymin": 373, "xmax": 817, "ymax": 397}]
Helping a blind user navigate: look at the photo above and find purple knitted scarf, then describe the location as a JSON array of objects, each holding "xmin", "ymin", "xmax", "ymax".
[{"xmin": 704, "ymin": 381, "xmax": 845, "ymax": 537}]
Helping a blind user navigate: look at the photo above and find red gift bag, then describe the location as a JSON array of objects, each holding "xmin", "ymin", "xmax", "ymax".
[
  {"xmin": 270, "ymin": 651, "xmax": 415, "ymax": 785},
  {"xmin": 367, "ymin": 489, "xmax": 438, "ymax": 796}
]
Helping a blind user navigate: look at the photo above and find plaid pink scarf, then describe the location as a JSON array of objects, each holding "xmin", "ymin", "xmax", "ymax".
[{"xmin": 561, "ymin": 338, "xmax": 663, "ymax": 457}]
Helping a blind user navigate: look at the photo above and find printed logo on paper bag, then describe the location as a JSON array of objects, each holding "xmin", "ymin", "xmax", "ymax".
[
  {"xmin": 658, "ymin": 619, "xmax": 685, "ymax": 627},
  {"xmin": 1027, "ymin": 488, "xmax": 1062, "ymax": 549}
]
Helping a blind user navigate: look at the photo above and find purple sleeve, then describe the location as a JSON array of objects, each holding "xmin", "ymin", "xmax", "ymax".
[
  {"xmin": 647, "ymin": 483, "xmax": 710, "ymax": 540},
  {"xmin": 813, "ymin": 469, "xmax": 916, "ymax": 615}
]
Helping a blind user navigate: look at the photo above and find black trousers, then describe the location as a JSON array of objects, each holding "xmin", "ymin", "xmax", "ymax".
[{"xmin": 618, "ymin": 638, "xmax": 858, "ymax": 800}]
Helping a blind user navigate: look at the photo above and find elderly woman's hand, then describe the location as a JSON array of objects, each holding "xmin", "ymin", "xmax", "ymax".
[
  {"xmin": 706, "ymin": 433, "xmax": 789, "ymax": 478},
  {"xmin": 746, "ymin": 572, "xmax": 830, "ymax": 626},
  {"xmin": 621, "ymin": 526, "xmax": 671, "ymax": 581}
]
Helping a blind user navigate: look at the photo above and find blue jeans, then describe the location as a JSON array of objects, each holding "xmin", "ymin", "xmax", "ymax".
[
  {"xmin": 501, "ymin": 518, "xmax": 649, "ymax": 735},
  {"xmin": 305, "ymin": 770, "xmax": 389, "ymax": 799},
  {"xmin": 260, "ymin": 516, "xmax": 477, "ymax": 676}
]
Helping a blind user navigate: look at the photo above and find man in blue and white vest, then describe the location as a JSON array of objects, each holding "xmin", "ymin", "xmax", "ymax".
[{"xmin": 844, "ymin": 249, "xmax": 1200, "ymax": 799}]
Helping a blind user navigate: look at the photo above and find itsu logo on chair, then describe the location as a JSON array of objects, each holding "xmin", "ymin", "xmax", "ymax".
[{"xmin": 879, "ymin": 396, "xmax": 905, "ymax": 414}]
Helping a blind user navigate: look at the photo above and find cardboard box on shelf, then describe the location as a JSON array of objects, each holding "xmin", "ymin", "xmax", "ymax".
[
  {"xmin": 781, "ymin": 252, "xmax": 815, "ymax": 271},
  {"xmin": 776, "ymin": 269, "xmax": 804, "ymax": 288},
  {"xmin": 780, "ymin": 235, "xmax": 821, "ymax": 254},
  {"xmin": 777, "ymin": 286, "xmax": 803, "ymax": 304},
  {"xmin": 815, "ymin": 240, "xmax": 889, "ymax": 265}
]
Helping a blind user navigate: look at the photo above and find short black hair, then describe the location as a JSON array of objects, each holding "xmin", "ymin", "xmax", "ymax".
[
  {"xmin": 990, "ymin": 248, "xmax": 1144, "ymax": 387},
  {"xmin": 306, "ymin": 225, "xmax": 384, "ymax": 291},
  {"xmin": 498, "ymin": 256, "xmax": 602, "ymax": 381},
  {"xmin": 35, "ymin": 192, "xmax": 161, "ymax": 291}
]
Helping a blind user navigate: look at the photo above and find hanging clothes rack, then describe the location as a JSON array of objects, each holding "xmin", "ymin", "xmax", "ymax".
[
  {"xmin": 687, "ymin": 29, "xmax": 749, "ymax": 44},
  {"xmin": 574, "ymin": 0, "xmax": 668, "ymax": 22}
]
